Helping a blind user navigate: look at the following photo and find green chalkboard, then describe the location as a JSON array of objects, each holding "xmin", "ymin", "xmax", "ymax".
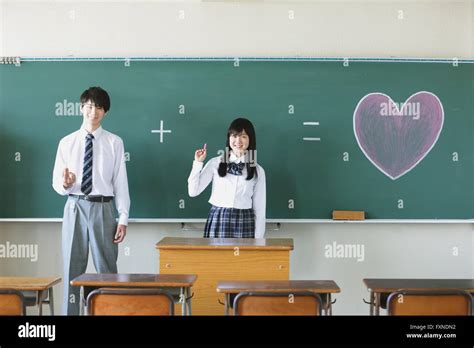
[{"xmin": 0, "ymin": 60, "xmax": 472, "ymax": 219}]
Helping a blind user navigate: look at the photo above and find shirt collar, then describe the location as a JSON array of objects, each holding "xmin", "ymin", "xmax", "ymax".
[
  {"xmin": 80, "ymin": 126, "xmax": 103, "ymax": 140},
  {"xmin": 229, "ymin": 151, "xmax": 245, "ymax": 164}
]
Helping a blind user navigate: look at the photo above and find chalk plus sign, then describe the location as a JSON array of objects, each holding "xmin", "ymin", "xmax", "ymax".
[{"xmin": 151, "ymin": 120, "xmax": 172, "ymax": 143}]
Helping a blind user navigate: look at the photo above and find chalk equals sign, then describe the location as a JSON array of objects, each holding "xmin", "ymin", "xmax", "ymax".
[{"xmin": 303, "ymin": 122, "xmax": 320, "ymax": 141}]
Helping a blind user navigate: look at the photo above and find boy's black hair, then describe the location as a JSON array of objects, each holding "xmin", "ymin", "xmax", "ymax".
[
  {"xmin": 218, "ymin": 118, "xmax": 258, "ymax": 180},
  {"xmin": 80, "ymin": 87, "xmax": 111, "ymax": 112}
]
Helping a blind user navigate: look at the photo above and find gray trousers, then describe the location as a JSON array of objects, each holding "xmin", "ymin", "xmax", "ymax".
[{"xmin": 61, "ymin": 196, "xmax": 118, "ymax": 315}]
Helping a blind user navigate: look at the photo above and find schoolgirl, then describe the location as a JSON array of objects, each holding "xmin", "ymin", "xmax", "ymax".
[{"xmin": 188, "ymin": 118, "xmax": 266, "ymax": 238}]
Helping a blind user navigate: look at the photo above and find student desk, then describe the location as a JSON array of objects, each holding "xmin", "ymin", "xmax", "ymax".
[
  {"xmin": 70, "ymin": 273, "xmax": 197, "ymax": 316},
  {"xmin": 156, "ymin": 237, "xmax": 294, "ymax": 315},
  {"xmin": 363, "ymin": 278, "xmax": 474, "ymax": 315},
  {"xmin": 0, "ymin": 277, "xmax": 61, "ymax": 315},
  {"xmin": 216, "ymin": 280, "xmax": 340, "ymax": 315}
]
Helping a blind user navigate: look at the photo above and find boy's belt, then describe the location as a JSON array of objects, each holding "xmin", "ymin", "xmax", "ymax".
[{"xmin": 69, "ymin": 194, "xmax": 114, "ymax": 203}]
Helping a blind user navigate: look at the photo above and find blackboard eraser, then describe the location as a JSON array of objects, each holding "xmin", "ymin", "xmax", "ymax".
[{"xmin": 332, "ymin": 210, "xmax": 365, "ymax": 220}]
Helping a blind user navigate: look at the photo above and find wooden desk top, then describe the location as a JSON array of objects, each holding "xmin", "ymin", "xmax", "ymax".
[
  {"xmin": 70, "ymin": 273, "xmax": 197, "ymax": 287},
  {"xmin": 216, "ymin": 280, "xmax": 341, "ymax": 294},
  {"xmin": 156, "ymin": 237, "xmax": 294, "ymax": 251},
  {"xmin": 363, "ymin": 278, "xmax": 474, "ymax": 292},
  {"xmin": 0, "ymin": 277, "xmax": 61, "ymax": 291}
]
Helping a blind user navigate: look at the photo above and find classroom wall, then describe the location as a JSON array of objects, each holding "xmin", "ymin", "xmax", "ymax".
[
  {"xmin": 0, "ymin": 0, "xmax": 473, "ymax": 315},
  {"xmin": 0, "ymin": 221, "xmax": 473, "ymax": 315},
  {"xmin": 1, "ymin": 0, "xmax": 473, "ymax": 58}
]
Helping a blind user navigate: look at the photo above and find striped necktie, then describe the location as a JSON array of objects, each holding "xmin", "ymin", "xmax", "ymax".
[{"xmin": 81, "ymin": 133, "xmax": 94, "ymax": 195}]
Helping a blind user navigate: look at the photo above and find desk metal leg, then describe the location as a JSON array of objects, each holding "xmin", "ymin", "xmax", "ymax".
[
  {"xmin": 180, "ymin": 287, "xmax": 187, "ymax": 316},
  {"xmin": 375, "ymin": 293, "xmax": 381, "ymax": 316},
  {"xmin": 186, "ymin": 287, "xmax": 192, "ymax": 316},
  {"xmin": 328, "ymin": 294, "xmax": 332, "ymax": 316},
  {"xmin": 369, "ymin": 291, "xmax": 375, "ymax": 316},
  {"xmin": 79, "ymin": 286, "xmax": 85, "ymax": 316},
  {"xmin": 49, "ymin": 288, "xmax": 55, "ymax": 315},
  {"xmin": 224, "ymin": 294, "xmax": 230, "ymax": 315},
  {"xmin": 37, "ymin": 290, "xmax": 43, "ymax": 316}
]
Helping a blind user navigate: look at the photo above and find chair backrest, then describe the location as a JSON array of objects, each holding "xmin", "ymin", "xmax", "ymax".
[
  {"xmin": 387, "ymin": 289, "xmax": 472, "ymax": 316},
  {"xmin": 0, "ymin": 289, "xmax": 26, "ymax": 316},
  {"xmin": 87, "ymin": 288, "xmax": 174, "ymax": 316},
  {"xmin": 233, "ymin": 291, "xmax": 322, "ymax": 316}
]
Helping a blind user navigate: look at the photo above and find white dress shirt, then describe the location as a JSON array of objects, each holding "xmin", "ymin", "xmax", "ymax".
[
  {"xmin": 52, "ymin": 126, "xmax": 130, "ymax": 226},
  {"xmin": 188, "ymin": 152, "xmax": 266, "ymax": 238}
]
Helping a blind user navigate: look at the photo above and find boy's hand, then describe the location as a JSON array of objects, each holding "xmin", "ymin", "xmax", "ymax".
[
  {"xmin": 63, "ymin": 168, "xmax": 76, "ymax": 189},
  {"xmin": 114, "ymin": 225, "xmax": 127, "ymax": 243}
]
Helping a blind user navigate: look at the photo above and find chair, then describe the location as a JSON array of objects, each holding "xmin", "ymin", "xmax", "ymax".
[
  {"xmin": 87, "ymin": 288, "xmax": 174, "ymax": 316},
  {"xmin": 0, "ymin": 289, "xmax": 26, "ymax": 315},
  {"xmin": 233, "ymin": 292, "xmax": 322, "ymax": 316},
  {"xmin": 387, "ymin": 289, "xmax": 472, "ymax": 316}
]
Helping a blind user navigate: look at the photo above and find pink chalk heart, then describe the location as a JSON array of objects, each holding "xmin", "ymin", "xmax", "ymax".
[{"xmin": 353, "ymin": 91, "xmax": 444, "ymax": 180}]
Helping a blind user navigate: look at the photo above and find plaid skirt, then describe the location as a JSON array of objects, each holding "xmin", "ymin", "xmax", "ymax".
[{"xmin": 204, "ymin": 205, "xmax": 255, "ymax": 238}]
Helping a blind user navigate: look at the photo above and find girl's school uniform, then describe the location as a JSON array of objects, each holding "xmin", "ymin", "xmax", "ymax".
[{"xmin": 188, "ymin": 153, "xmax": 266, "ymax": 238}]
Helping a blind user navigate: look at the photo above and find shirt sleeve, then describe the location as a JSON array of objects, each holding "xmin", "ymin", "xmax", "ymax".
[
  {"xmin": 112, "ymin": 138, "xmax": 130, "ymax": 226},
  {"xmin": 253, "ymin": 166, "xmax": 266, "ymax": 239},
  {"xmin": 188, "ymin": 159, "xmax": 215, "ymax": 197},
  {"xmin": 52, "ymin": 139, "xmax": 75, "ymax": 195}
]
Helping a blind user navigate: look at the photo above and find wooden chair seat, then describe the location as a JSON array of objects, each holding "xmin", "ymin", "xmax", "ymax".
[
  {"xmin": 87, "ymin": 288, "xmax": 175, "ymax": 316},
  {"xmin": 387, "ymin": 289, "xmax": 472, "ymax": 316},
  {"xmin": 0, "ymin": 289, "xmax": 26, "ymax": 315},
  {"xmin": 233, "ymin": 291, "xmax": 322, "ymax": 316}
]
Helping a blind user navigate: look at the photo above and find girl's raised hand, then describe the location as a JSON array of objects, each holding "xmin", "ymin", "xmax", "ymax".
[{"xmin": 195, "ymin": 143, "xmax": 207, "ymax": 162}]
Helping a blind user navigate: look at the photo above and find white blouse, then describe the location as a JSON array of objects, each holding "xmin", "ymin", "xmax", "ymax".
[{"xmin": 187, "ymin": 154, "xmax": 266, "ymax": 238}]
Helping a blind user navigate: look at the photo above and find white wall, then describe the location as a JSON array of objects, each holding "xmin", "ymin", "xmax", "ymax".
[
  {"xmin": 1, "ymin": 0, "xmax": 473, "ymax": 58},
  {"xmin": 0, "ymin": 221, "xmax": 473, "ymax": 315},
  {"xmin": 0, "ymin": 0, "xmax": 473, "ymax": 315}
]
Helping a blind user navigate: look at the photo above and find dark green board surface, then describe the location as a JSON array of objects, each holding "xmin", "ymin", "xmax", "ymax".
[{"xmin": 0, "ymin": 61, "xmax": 472, "ymax": 219}]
